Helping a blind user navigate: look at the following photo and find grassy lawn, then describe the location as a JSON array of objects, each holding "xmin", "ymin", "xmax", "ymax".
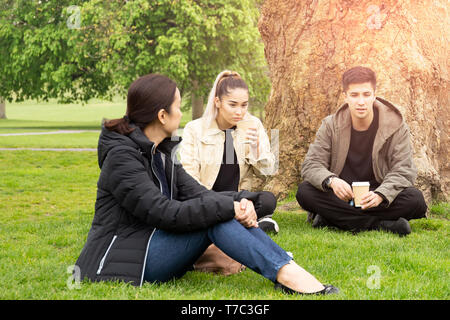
[
  {"xmin": 0, "ymin": 131, "xmax": 101, "ymax": 149},
  {"xmin": 0, "ymin": 150, "xmax": 449, "ymax": 300},
  {"xmin": 0, "ymin": 98, "xmax": 191, "ymax": 138},
  {"xmin": 0, "ymin": 100, "xmax": 449, "ymax": 300}
]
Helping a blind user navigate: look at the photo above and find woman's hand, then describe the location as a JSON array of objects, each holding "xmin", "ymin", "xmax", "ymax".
[
  {"xmin": 329, "ymin": 177, "xmax": 354, "ymax": 202},
  {"xmin": 234, "ymin": 198, "xmax": 258, "ymax": 228},
  {"xmin": 246, "ymin": 128, "xmax": 260, "ymax": 158}
]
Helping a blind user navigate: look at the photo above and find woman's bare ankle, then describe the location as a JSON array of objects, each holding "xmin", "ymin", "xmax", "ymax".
[{"xmin": 276, "ymin": 261, "xmax": 325, "ymax": 293}]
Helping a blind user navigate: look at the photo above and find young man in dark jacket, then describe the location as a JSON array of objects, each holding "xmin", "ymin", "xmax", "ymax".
[{"xmin": 296, "ymin": 66, "xmax": 427, "ymax": 236}]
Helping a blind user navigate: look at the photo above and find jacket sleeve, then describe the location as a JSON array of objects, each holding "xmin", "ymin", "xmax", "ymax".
[
  {"xmin": 104, "ymin": 147, "xmax": 235, "ymax": 233},
  {"xmin": 175, "ymin": 163, "xmax": 213, "ymax": 200},
  {"xmin": 374, "ymin": 124, "xmax": 417, "ymax": 207},
  {"xmin": 175, "ymin": 163, "xmax": 261, "ymax": 205},
  {"xmin": 301, "ymin": 117, "xmax": 335, "ymax": 191},
  {"xmin": 245, "ymin": 119, "xmax": 276, "ymax": 177},
  {"xmin": 179, "ymin": 122, "xmax": 203, "ymax": 185}
]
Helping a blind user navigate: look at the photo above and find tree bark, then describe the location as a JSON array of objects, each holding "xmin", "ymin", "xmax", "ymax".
[
  {"xmin": 191, "ymin": 80, "xmax": 204, "ymax": 121},
  {"xmin": 0, "ymin": 98, "xmax": 6, "ymax": 119},
  {"xmin": 258, "ymin": 0, "xmax": 449, "ymax": 202}
]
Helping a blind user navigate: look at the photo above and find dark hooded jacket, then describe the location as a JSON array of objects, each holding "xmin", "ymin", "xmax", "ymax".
[{"xmin": 75, "ymin": 124, "xmax": 258, "ymax": 286}]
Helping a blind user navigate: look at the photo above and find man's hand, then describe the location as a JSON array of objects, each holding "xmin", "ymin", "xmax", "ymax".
[
  {"xmin": 360, "ymin": 191, "xmax": 383, "ymax": 210},
  {"xmin": 329, "ymin": 177, "xmax": 354, "ymax": 202},
  {"xmin": 234, "ymin": 198, "xmax": 258, "ymax": 228}
]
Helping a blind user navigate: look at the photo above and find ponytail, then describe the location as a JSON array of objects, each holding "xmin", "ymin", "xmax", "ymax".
[
  {"xmin": 202, "ymin": 70, "xmax": 248, "ymax": 126},
  {"xmin": 104, "ymin": 115, "xmax": 135, "ymax": 135}
]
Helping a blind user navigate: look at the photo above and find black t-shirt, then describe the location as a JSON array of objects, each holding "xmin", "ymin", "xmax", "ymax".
[
  {"xmin": 212, "ymin": 127, "xmax": 240, "ymax": 192},
  {"xmin": 339, "ymin": 107, "xmax": 380, "ymax": 189}
]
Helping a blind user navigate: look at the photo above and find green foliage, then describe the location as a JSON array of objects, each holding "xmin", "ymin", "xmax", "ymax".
[{"xmin": 0, "ymin": 0, "xmax": 270, "ymax": 108}]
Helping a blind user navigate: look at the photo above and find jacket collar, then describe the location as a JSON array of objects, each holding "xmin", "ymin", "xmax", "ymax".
[
  {"xmin": 128, "ymin": 123, "xmax": 182, "ymax": 157},
  {"xmin": 331, "ymin": 97, "xmax": 405, "ymax": 176},
  {"xmin": 334, "ymin": 97, "xmax": 404, "ymax": 139},
  {"xmin": 201, "ymin": 112, "xmax": 251, "ymax": 136}
]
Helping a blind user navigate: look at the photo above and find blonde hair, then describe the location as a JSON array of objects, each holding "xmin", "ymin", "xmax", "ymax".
[{"xmin": 202, "ymin": 70, "xmax": 248, "ymax": 126}]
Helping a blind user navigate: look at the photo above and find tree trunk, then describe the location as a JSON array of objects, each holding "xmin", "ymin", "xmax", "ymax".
[
  {"xmin": 191, "ymin": 80, "xmax": 204, "ymax": 121},
  {"xmin": 0, "ymin": 98, "xmax": 6, "ymax": 119},
  {"xmin": 258, "ymin": 0, "xmax": 449, "ymax": 202}
]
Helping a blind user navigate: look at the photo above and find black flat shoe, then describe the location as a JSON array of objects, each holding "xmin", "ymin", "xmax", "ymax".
[{"xmin": 274, "ymin": 282, "xmax": 339, "ymax": 295}]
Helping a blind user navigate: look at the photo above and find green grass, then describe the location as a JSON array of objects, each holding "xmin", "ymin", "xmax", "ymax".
[
  {"xmin": 0, "ymin": 100, "xmax": 449, "ymax": 300},
  {"xmin": 0, "ymin": 131, "xmax": 101, "ymax": 148},
  {"xmin": 0, "ymin": 120, "xmax": 103, "ymax": 133},
  {"xmin": 0, "ymin": 150, "xmax": 449, "ymax": 300},
  {"xmin": 429, "ymin": 202, "xmax": 450, "ymax": 220},
  {"xmin": 0, "ymin": 98, "xmax": 191, "ymax": 141},
  {"xmin": 4, "ymin": 98, "xmax": 127, "ymax": 122}
]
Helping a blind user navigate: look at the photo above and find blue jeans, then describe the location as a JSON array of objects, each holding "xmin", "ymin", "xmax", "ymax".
[{"xmin": 143, "ymin": 219, "xmax": 292, "ymax": 283}]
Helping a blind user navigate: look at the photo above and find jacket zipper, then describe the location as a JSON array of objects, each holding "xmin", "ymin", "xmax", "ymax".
[
  {"xmin": 140, "ymin": 145, "xmax": 175, "ymax": 286},
  {"xmin": 139, "ymin": 229, "xmax": 156, "ymax": 287},
  {"xmin": 139, "ymin": 145, "xmax": 163, "ymax": 286},
  {"xmin": 97, "ymin": 235, "xmax": 118, "ymax": 275},
  {"xmin": 150, "ymin": 144, "xmax": 163, "ymax": 194},
  {"xmin": 170, "ymin": 152, "xmax": 174, "ymax": 200}
]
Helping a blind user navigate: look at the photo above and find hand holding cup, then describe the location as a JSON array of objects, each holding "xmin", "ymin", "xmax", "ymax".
[
  {"xmin": 237, "ymin": 120, "xmax": 258, "ymax": 145},
  {"xmin": 237, "ymin": 120, "xmax": 259, "ymax": 158},
  {"xmin": 360, "ymin": 191, "xmax": 383, "ymax": 210},
  {"xmin": 245, "ymin": 127, "xmax": 259, "ymax": 147}
]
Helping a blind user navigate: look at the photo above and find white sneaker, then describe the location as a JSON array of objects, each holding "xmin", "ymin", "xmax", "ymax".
[{"xmin": 258, "ymin": 217, "xmax": 279, "ymax": 234}]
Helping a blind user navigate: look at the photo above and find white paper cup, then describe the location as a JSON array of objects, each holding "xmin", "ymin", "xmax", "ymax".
[
  {"xmin": 237, "ymin": 119, "xmax": 257, "ymax": 144},
  {"xmin": 352, "ymin": 182, "xmax": 370, "ymax": 207}
]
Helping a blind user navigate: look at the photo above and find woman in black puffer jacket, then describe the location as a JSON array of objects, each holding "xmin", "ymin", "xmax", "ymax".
[{"xmin": 74, "ymin": 74, "xmax": 338, "ymax": 295}]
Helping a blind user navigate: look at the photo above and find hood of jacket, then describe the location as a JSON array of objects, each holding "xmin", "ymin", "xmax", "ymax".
[
  {"xmin": 97, "ymin": 123, "xmax": 181, "ymax": 169},
  {"xmin": 334, "ymin": 97, "xmax": 404, "ymax": 140}
]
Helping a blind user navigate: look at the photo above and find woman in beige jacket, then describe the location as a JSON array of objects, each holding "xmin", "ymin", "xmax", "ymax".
[{"xmin": 180, "ymin": 70, "xmax": 279, "ymax": 233}]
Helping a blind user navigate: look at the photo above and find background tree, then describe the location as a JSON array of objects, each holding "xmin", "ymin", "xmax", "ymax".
[
  {"xmin": 258, "ymin": 0, "xmax": 449, "ymax": 202},
  {"xmin": 0, "ymin": 0, "xmax": 270, "ymax": 120},
  {"xmin": 0, "ymin": 99, "xmax": 5, "ymax": 119}
]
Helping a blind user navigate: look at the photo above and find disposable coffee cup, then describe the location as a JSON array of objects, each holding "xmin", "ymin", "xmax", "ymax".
[
  {"xmin": 352, "ymin": 182, "xmax": 370, "ymax": 207},
  {"xmin": 237, "ymin": 119, "xmax": 257, "ymax": 144}
]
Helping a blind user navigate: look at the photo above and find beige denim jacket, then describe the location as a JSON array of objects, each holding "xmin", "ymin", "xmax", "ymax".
[
  {"xmin": 301, "ymin": 97, "xmax": 417, "ymax": 207},
  {"xmin": 179, "ymin": 113, "xmax": 276, "ymax": 191}
]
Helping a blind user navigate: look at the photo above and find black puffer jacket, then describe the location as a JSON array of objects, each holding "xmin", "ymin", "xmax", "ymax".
[{"xmin": 75, "ymin": 124, "xmax": 258, "ymax": 286}]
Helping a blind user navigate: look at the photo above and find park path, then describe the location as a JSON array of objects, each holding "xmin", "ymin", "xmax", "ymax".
[
  {"xmin": 0, "ymin": 130, "xmax": 100, "ymax": 136},
  {"xmin": 0, "ymin": 130, "xmax": 98, "ymax": 151},
  {"xmin": 0, "ymin": 148, "xmax": 96, "ymax": 151},
  {"xmin": 0, "ymin": 129, "xmax": 183, "ymax": 151}
]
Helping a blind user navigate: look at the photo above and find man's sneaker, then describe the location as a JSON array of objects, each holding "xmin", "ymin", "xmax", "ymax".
[
  {"xmin": 306, "ymin": 211, "xmax": 316, "ymax": 224},
  {"xmin": 312, "ymin": 214, "xmax": 329, "ymax": 229},
  {"xmin": 379, "ymin": 217, "xmax": 411, "ymax": 236},
  {"xmin": 258, "ymin": 217, "xmax": 279, "ymax": 234}
]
